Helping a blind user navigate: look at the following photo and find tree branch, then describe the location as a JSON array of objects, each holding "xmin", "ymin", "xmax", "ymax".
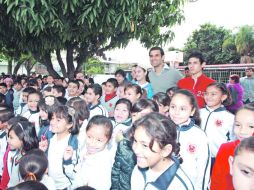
[{"xmin": 56, "ymin": 49, "xmax": 67, "ymax": 78}]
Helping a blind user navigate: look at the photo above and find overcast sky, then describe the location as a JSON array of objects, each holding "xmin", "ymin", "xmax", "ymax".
[{"xmin": 105, "ymin": 0, "xmax": 254, "ymax": 65}]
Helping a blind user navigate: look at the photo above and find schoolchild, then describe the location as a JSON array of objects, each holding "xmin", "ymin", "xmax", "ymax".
[
  {"xmin": 7, "ymin": 180, "xmax": 48, "ymax": 190},
  {"xmin": 110, "ymin": 99, "xmax": 132, "ymax": 148},
  {"xmin": 111, "ymin": 99, "xmax": 159, "ymax": 190},
  {"xmin": 124, "ymin": 84, "xmax": 145, "ymax": 105},
  {"xmin": 22, "ymin": 91, "xmax": 42, "ymax": 136},
  {"xmin": 85, "ymin": 84, "xmax": 108, "ymax": 120},
  {"xmin": 66, "ymin": 97, "xmax": 89, "ymax": 145},
  {"xmin": 229, "ymin": 136, "xmax": 254, "ymax": 190},
  {"xmin": 6, "ymin": 121, "xmax": 39, "ymax": 187},
  {"xmin": 66, "ymin": 80, "xmax": 80, "ymax": 100},
  {"xmin": 131, "ymin": 112, "xmax": 194, "ymax": 190},
  {"xmin": 134, "ymin": 64, "xmax": 153, "ymax": 99},
  {"xmin": 63, "ymin": 115, "xmax": 113, "ymax": 190},
  {"xmin": 210, "ymin": 103, "xmax": 254, "ymax": 190},
  {"xmin": 39, "ymin": 105, "xmax": 79, "ymax": 190},
  {"xmin": 15, "ymin": 87, "xmax": 36, "ymax": 116},
  {"xmin": 0, "ymin": 116, "xmax": 28, "ymax": 190},
  {"xmin": 0, "ymin": 106, "xmax": 14, "ymax": 177},
  {"xmin": 38, "ymin": 97, "xmax": 60, "ymax": 142},
  {"xmin": 19, "ymin": 149, "xmax": 56, "ymax": 190},
  {"xmin": 200, "ymin": 83, "xmax": 235, "ymax": 162},
  {"xmin": 100, "ymin": 78, "xmax": 119, "ymax": 117},
  {"xmin": 153, "ymin": 92, "xmax": 170, "ymax": 116},
  {"xmin": 169, "ymin": 89, "xmax": 211, "ymax": 190}
]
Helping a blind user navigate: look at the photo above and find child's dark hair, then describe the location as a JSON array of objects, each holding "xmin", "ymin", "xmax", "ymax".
[
  {"xmin": 22, "ymin": 87, "xmax": 37, "ymax": 94},
  {"xmin": 27, "ymin": 79, "xmax": 38, "ymax": 88},
  {"xmin": 234, "ymin": 136, "xmax": 254, "ymax": 157},
  {"xmin": 68, "ymin": 80, "xmax": 80, "ymax": 89},
  {"xmin": 19, "ymin": 149, "xmax": 48, "ymax": 181},
  {"xmin": 87, "ymin": 83, "xmax": 102, "ymax": 97},
  {"xmin": 66, "ymin": 97, "xmax": 90, "ymax": 122},
  {"xmin": 7, "ymin": 116, "xmax": 28, "ymax": 127},
  {"xmin": 115, "ymin": 98, "xmax": 132, "ymax": 117},
  {"xmin": 74, "ymin": 186, "xmax": 96, "ymax": 190},
  {"xmin": 132, "ymin": 112, "xmax": 182, "ymax": 163},
  {"xmin": 86, "ymin": 115, "xmax": 113, "ymax": 142},
  {"xmin": 153, "ymin": 92, "xmax": 171, "ymax": 107},
  {"xmin": 53, "ymin": 85, "xmax": 66, "ymax": 97},
  {"xmin": 173, "ymin": 89, "xmax": 201, "ymax": 126},
  {"xmin": 0, "ymin": 106, "xmax": 14, "ymax": 123},
  {"xmin": 131, "ymin": 99, "xmax": 159, "ymax": 113},
  {"xmin": 8, "ymin": 121, "xmax": 39, "ymax": 152},
  {"xmin": 106, "ymin": 78, "xmax": 118, "ymax": 88},
  {"xmin": 28, "ymin": 91, "xmax": 43, "ymax": 100},
  {"xmin": 115, "ymin": 69, "xmax": 126, "ymax": 78},
  {"xmin": 43, "ymin": 86, "xmax": 52, "ymax": 93},
  {"xmin": 51, "ymin": 105, "xmax": 79, "ymax": 135},
  {"xmin": 206, "ymin": 82, "xmax": 232, "ymax": 106},
  {"xmin": 188, "ymin": 51, "xmax": 205, "ymax": 64},
  {"xmin": 124, "ymin": 84, "xmax": 146, "ymax": 99},
  {"xmin": 236, "ymin": 102, "xmax": 254, "ymax": 115},
  {"xmin": 166, "ymin": 86, "xmax": 179, "ymax": 96},
  {"xmin": 7, "ymin": 181, "xmax": 48, "ymax": 190}
]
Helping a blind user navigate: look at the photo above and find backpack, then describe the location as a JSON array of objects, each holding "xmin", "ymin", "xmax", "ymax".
[{"xmin": 229, "ymin": 86, "xmax": 238, "ymax": 105}]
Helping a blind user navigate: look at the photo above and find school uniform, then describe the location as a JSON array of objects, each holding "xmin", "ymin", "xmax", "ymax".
[
  {"xmin": 40, "ymin": 174, "xmax": 57, "ymax": 190},
  {"xmin": 135, "ymin": 81, "xmax": 154, "ymax": 99},
  {"xmin": 200, "ymin": 106, "xmax": 235, "ymax": 157},
  {"xmin": 63, "ymin": 146, "xmax": 112, "ymax": 190},
  {"xmin": 38, "ymin": 120, "xmax": 54, "ymax": 142},
  {"xmin": 88, "ymin": 102, "xmax": 108, "ymax": 120},
  {"xmin": 22, "ymin": 110, "xmax": 40, "ymax": 136},
  {"xmin": 177, "ymin": 119, "xmax": 211, "ymax": 190},
  {"xmin": 109, "ymin": 118, "xmax": 132, "ymax": 160},
  {"xmin": 7, "ymin": 150, "xmax": 22, "ymax": 187},
  {"xmin": 100, "ymin": 93, "xmax": 119, "ymax": 116},
  {"xmin": 131, "ymin": 157, "xmax": 194, "ymax": 190},
  {"xmin": 15, "ymin": 103, "xmax": 28, "ymax": 116},
  {"xmin": 48, "ymin": 134, "xmax": 72, "ymax": 190}
]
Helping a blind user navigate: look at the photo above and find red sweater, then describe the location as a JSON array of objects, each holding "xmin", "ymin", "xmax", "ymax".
[
  {"xmin": 210, "ymin": 140, "xmax": 240, "ymax": 190},
  {"xmin": 0, "ymin": 147, "xmax": 10, "ymax": 190},
  {"xmin": 178, "ymin": 74, "xmax": 215, "ymax": 108}
]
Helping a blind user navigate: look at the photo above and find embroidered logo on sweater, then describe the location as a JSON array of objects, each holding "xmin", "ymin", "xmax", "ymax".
[
  {"xmin": 215, "ymin": 119, "xmax": 223, "ymax": 127},
  {"xmin": 187, "ymin": 144, "xmax": 196, "ymax": 154}
]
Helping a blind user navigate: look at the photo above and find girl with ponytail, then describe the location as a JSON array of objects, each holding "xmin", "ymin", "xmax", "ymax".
[{"xmin": 131, "ymin": 112, "xmax": 194, "ymax": 190}]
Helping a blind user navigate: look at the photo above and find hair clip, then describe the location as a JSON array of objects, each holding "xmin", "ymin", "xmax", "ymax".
[{"xmin": 17, "ymin": 122, "xmax": 24, "ymax": 131}]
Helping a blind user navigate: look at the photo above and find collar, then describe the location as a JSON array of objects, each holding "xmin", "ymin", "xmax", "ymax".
[
  {"xmin": 89, "ymin": 102, "xmax": 100, "ymax": 110},
  {"xmin": 205, "ymin": 105, "xmax": 226, "ymax": 112},
  {"xmin": 29, "ymin": 109, "xmax": 39, "ymax": 114},
  {"xmin": 105, "ymin": 92, "xmax": 117, "ymax": 102},
  {"xmin": 114, "ymin": 117, "xmax": 132, "ymax": 126},
  {"xmin": 177, "ymin": 119, "xmax": 195, "ymax": 131},
  {"xmin": 151, "ymin": 63, "xmax": 170, "ymax": 72}
]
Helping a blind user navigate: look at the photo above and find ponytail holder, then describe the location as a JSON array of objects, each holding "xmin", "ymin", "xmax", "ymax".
[{"xmin": 25, "ymin": 172, "xmax": 37, "ymax": 181}]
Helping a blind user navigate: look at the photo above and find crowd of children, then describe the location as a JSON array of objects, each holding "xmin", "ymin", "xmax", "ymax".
[{"xmin": 0, "ymin": 62, "xmax": 253, "ymax": 190}]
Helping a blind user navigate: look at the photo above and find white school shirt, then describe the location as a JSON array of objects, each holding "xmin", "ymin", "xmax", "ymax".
[
  {"xmin": 7, "ymin": 150, "xmax": 22, "ymax": 187},
  {"xmin": 48, "ymin": 134, "xmax": 71, "ymax": 190},
  {"xmin": 89, "ymin": 103, "xmax": 109, "ymax": 120},
  {"xmin": 22, "ymin": 110, "xmax": 40, "ymax": 136},
  {"xmin": 131, "ymin": 165, "xmax": 194, "ymax": 190},
  {"xmin": 40, "ymin": 175, "xmax": 57, "ymax": 190},
  {"xmin": 177, "ymin": 119, "xmax": 211, "ymax": 190},
  {"xmin": 64, "ymin": 146, "xmax": 112, "ymax": 190},
  {"xmin": 200, "ymin": 106, "xmax": 235, "ymax": 157},
  {"xmin": 0, "ymin": 130, "xmax": 7, "ymax": 176}
]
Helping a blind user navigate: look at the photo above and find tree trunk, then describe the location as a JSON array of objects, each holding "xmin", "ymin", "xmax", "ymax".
[
  {"xmin": 13, "ymin": 61, "xmax": 22, "ymax": 74},
  {"xmin": 66, "ymin": 45, "xmax": 75, "ymax": 79},
  {"xmin": 43, "ymin": 52, "xmax": 61, "ymax": 78},
  {"xmin": 7, "ymin": 59, "xmax": 12, "ymax": 75},
  {"xmin": 56, "ymin": 49, "xmax": 67, "ymax": 78}
]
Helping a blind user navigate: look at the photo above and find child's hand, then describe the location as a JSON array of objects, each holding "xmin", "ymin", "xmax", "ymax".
[
  {"xmin": 39, "ymin": 139, "xmax": 48, "ymax": 152},
  {"xmin": 64, "ymin": 146, "xmax": 74, "ymax": 161}
]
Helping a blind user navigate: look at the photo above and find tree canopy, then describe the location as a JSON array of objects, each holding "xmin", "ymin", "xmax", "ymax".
[
  {"xmin": 183, "ymin": 23, "xmax": 240, "ymax": 64},
  {"xmin": 0, "ymin": 0, "xmax": 186, "ymax": 77}
]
